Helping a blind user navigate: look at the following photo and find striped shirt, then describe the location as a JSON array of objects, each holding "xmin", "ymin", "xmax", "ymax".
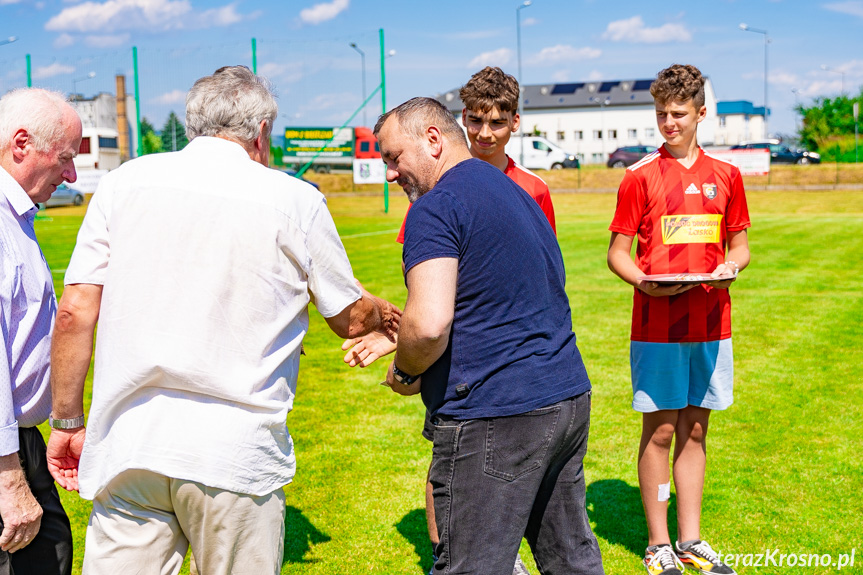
[
  {"xmin": 0, "ymin": 165, "xmax": 55, "ymax": 455},
  {"xmin": 609, "ymin": 146, "xmax": 751, "ymax": 343}
]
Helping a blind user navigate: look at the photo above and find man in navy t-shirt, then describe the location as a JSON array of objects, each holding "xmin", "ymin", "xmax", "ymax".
[{"xmin": 375, "ymin": 97, "xmax": 604, "ymax": 575}]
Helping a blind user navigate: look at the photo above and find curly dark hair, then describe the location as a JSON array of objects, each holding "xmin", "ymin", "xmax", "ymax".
[
  {"xmin": 458, "ymin": 66, "xmax": 520, "ymax": 114},
  {"xmin": 650, "ymin": 64, "xmax": 705, "ymax": 109}
]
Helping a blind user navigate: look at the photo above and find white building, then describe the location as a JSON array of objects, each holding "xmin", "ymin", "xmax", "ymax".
[
  {"xmin": 432, "ymin": 78, "xmax": 779, "ymax": 165},
  {"xmin": 714, "ymin": 101, "xmax": 767, "ymax": 145},
  {"xmin": 69, "ymin": 75, "xmax": 139, "ymax": 171}
]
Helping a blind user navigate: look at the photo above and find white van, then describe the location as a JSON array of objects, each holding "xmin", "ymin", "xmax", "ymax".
[{"xmin": 505, "ymin": 136, "xmax": 579, "ymax": 170}]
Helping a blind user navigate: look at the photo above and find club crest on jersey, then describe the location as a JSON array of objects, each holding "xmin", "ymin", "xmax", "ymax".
[
  {"xmin": 702, "ymin": 183, "xmax": 717, "ymax": 200},
  {"xmin": 684, "ymin": 183, "xmax": 700, "ymax": 195}
]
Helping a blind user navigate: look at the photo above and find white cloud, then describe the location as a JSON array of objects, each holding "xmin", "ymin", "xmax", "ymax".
[
  {"xmin": 54, "ymin": 33, "xmax": 76, "ymax": 48},
  {"xmin": 259, "ymin": 62, "xmax": 304, "ymax": 83},
  {"xmin": 299, "ymin": 0, "xmax": 349, "ymax": 25},
  {"xmin": 769, "ymin": 72, "xmax": 798, "ymax": 86},
  {"xmin": 444, "ymin": 29, "xmax": 505, "ymax": 40},
  {"xmin": 299, "ymin": 92, "xmax": 354, "ymax": 112},
  {"xmin": 0, "ymin": 0, "xmax": 23, "ymax": 5},
  {"xmin": 529, "ymin": 45, "xmax": 601, "ymax": 65},
  {"xmin": 602, "ymin": 15, "xmax": 692, "ymax": 43},
  {"xmin": 824, "ymin": 1, "xmax": 863, "ymax": 18},
  {"xmin": 552, "ymin": 70, "xmax": 570, "ymax": 82},
  {"xmin": 33, "ymin": 62, "xmax": 75, "ymax": 79},
  {"xmin": 467, "ymin": 48, "xmax": 513, "ymax": 69},
  {"xmin": 44, "ymin": 0, "xmax": 253, "ymax": 33},
  {"xmin": 522, "ymin": 17, "xmax": 538, "ymax": 26},
  {"xmin": 154, "ymin": 89, "xmax": 187, "ymax": 104},
  {"xmin": 85, "ymin": 33, "xmax": 129, "ymax": 47},
  {"xmin": 586, "ymin": 70, "xmax": 604, "ymax": 81}
]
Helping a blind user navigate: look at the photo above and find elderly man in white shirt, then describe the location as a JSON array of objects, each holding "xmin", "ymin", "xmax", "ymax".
[
  {"xmin": 46, "ymin": 66, "xmax": 399, "ymax": 575},
  {"xmin": 0, "ymin": 88, "xmax": 81, "ymax": 575}
]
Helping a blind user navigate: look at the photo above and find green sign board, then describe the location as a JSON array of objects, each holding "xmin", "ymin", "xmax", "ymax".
[{"xmin": 284, "ymin": 127, "xmax": 354, "ymax": 158}]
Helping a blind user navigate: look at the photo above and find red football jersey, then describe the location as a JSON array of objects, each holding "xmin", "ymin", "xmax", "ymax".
[
  {"xmin": 396, "ymin": 155, "xmax": 556, "ymax": 244},
  {"xmin": 609, "ymin": 146, "xmax": 751, "ymax": 343}
]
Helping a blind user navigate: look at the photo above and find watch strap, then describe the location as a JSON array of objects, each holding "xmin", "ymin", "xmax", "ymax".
[
  {"xmin": 48, "ymin": 414, "xmax": 85, "ymax": 430},
  {"xmin": 392, "ymin": 364, "xmax": 419, "ymax": 385}
]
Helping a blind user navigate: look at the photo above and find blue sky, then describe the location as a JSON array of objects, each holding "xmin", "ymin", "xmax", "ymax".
[{"xmin": 0, "ymin": 0, "xmax": 860, "ymax": 137}]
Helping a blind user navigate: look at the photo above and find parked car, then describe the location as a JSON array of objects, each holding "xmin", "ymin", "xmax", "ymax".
[
  {"xmin": 505, "ymin": 136, "xmax": 579, "ymax": 170},
  {"xmin": 729, "ymin": 142, "xmax": 821, "ymax": 164},
  {"xmin": 607, "ymin": 146, "xmax": 657, "ymax": 168},
  {"xmin": 37, "ymin": 184, "xmax": 85, "ymax": 210}
]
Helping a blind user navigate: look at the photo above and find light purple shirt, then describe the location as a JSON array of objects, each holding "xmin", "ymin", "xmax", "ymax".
[{"xmin": 0, "ymin": 165, "xmax": 56, "ymax": 456}]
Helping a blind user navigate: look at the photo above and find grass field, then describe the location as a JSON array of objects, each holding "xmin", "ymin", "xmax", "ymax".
[{"xmin": 34, "ymin": 187, "xmax": 863, "ymax": 574}]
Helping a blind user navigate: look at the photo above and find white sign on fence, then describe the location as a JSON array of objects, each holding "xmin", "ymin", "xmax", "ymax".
[
  {"xmin": 353, "ymin": 159, "xmax": 387, "ymax": 184},
  {"xmin": 707, "ymin": 149, "xmax": 771, "ymax": 176},
  {"xmin": 73, "ymin": 169, "xmax": 109, "ymax": 195}
]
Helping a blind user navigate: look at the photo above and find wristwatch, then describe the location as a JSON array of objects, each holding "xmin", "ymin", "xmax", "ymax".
[
  {"xmin": 392, "ymin": 364, "xmax": 420, "ymax": 385},
  {"xmin": 48, "ymin": 414, "xmax": 85, "ymax": 430}
]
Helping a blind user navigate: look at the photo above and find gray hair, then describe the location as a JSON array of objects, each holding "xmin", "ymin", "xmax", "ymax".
[
  {"xmin": 374, "ymin": 97, "xmax": 467, "ymax": 145},
  {"xmin": 0, "ymin": 88, "xmax": 74, "ymax": 153},
  {"xmin": 185, "ymin": 66, "xmax": 278, "ymax": 144}
]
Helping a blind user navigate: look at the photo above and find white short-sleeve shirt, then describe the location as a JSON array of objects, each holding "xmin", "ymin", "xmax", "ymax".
[{"xmin": 65, "ymin": 137, "xmax": 361, "ymax": 499}]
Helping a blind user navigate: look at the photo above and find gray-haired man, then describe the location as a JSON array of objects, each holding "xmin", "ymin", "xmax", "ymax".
[
  {"xmin": 46, "ymin": 66, "xmax": 399, "ymax": 574},
  {"xmin": 0, "ymin": 88, "xmax": 81, "ymax": 575}
]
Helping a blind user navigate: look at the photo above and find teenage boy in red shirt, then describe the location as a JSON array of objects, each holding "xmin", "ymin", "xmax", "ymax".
[{"xmin": 608, "ymin": 64, "xmax": 750, "ymax": 575}]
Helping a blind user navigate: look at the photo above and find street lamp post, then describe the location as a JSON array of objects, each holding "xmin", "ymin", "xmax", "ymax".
[
  {"xmin": 820, "ymin": 65, "xmax": 845, "ymax": 96},
  {"xmin": 739, "ymin": 23, "xmax": 769, "ymax": 138},
  {"xmin": 516, "ymin": 0, "xmax": 532, "ymax": 166},
  {"xmin": 350, "ymin": 43, "xmax": 367, "ymax": 127},
  {"xmin": 72, "ymin": 71, "xmax": 96, "ymax": 99},
  {"xmin": 589, "ymin": 96, "xmax": 610, "ymax": 164}
]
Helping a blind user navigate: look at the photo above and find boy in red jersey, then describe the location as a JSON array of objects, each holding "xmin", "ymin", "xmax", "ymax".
[
  {"xmin": 345, "ymin": 67, "xmax": 556, "ymax": 575},
  {"xmin": 608, "ymin": 64, "xmax": 750, "ymax": 575}
]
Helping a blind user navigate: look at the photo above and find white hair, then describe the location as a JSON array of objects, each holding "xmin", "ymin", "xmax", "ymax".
[
  {"xmin": 185, "ymin": 66, "xmax": 278, "ymax": 144},
  {"xmin": 0, "ymin": 88, "xmax": 73, "ymax": 153}
]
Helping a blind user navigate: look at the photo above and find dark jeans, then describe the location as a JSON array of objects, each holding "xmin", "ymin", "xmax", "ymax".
[
  {"xmin": 0, "ymin": 427, "xmax": 73, "ymax": 575},
  {"xmin": 429, "ymin": 391, "xmax": 604, "ymax": 575}
]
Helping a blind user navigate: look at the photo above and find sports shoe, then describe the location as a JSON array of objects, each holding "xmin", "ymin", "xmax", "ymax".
[
  {"xmin": 513, "ymin": 554, "xmax": 530, "ymax": 575},
  {"xmin": 644, "ymin": 544, "xmax": 685, "ymax": 575},
  {"xmin": 675, "ymin": 540, "xmax": 737, "ymax": 574}
]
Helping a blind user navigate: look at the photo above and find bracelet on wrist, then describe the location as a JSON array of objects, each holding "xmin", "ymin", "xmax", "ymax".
[
  {"xmin": 48, "ymin": 414, "xmax": 85, "ymax": 430},
  {"xmin": 724, "ymin": 260, "xmax": 739, "ymax": 276}
]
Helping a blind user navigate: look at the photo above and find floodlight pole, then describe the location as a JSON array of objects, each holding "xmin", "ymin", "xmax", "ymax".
[
  {"xmin": 820, "ymin": 64, "xmax": 845, "ymax": 96},
  {"xmin": 739, "ymin": 24, "xmax": 769, "ymax": 138},
  {"xmin": 350, "ymin": 43, "xmax": 367, "ymax": 127},
  {"xmin": 133, "ymin": 46, "xmax": 143, "ymax": 157},
  {"xmin": 252, "ymin": 38, "xmax": 257, "ymax": 74},
  {"xmin": 517, "ymin": 0, "xmax": 532, "ymax": 166},
  {"xmin": 379, "ymin": 28, "xmax": 388, "ymax": 213}
]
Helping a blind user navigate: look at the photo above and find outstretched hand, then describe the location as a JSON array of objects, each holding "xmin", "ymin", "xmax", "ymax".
[
  {"xmin": 342, "ymin": 331, "xmax": 397, "ymax": 367},
  {"xmin": 46, "ymin": 428, "xmax": 86, "ymax": 492}
]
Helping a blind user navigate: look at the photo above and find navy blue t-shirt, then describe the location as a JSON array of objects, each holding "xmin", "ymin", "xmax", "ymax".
[{"xmin": 402, "ymin": 158, "xmax": 591, "ymax": 419}]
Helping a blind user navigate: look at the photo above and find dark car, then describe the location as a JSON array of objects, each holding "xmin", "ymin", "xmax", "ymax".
[
  {"xmin": 37, "ymin": 184, "xmax": 85, "ymax": 210},
  {"xmin": 607, "ymin": 146, "xmax": 657, "ymax": 168},
  {"xmin": 729, "ymin": 142, "xmax": 821, "ymax": 164}
]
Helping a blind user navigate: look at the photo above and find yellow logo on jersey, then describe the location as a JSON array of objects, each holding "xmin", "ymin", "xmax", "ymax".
[{"xmin": 661, "ymin": 214, "xmax": 723, "ymax": 244}]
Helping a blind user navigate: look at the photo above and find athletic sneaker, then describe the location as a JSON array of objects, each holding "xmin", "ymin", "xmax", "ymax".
[
  {"xmin": 675, "ymin": 540, "xmax": 736, "ymax": 574},
  {"xmin": 644, "ymin": 544, "xmax": 685, "ymax": 575}
]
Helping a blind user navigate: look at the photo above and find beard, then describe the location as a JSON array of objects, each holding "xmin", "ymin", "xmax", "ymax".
[{"xmin": 402, "ymin": 180, "xmax": 432, "ymax": 203}]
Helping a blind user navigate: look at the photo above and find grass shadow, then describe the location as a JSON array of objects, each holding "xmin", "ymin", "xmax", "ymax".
[
  {"xmin": 586, "ymin": 479, "xmax": 677, "ymax": 557},
  {"xmin": 282, "ymin": 505, "xmax": 332, "ymax": 565},
  {"xmin": 395, "ymin": 508, "xmax": 432, "ymax": 574}
]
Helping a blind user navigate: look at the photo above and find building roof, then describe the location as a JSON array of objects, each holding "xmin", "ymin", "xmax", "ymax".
[
  {"xmin": 716, "ymin": 100, "xmax": 767, "ymax": 117},
  {"xmin": 435, "ymin": 79, "xmax": 661, "ymax": 113}
]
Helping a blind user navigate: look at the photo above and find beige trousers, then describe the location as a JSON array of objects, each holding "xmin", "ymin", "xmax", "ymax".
[{"xmin": 83, "ymin": 469, "xmax": 286, "ymax": 575}]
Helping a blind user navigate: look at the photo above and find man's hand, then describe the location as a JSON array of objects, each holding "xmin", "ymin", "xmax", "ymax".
[
  {"xmin": 378, "ymin": 299, "xmax": 401, "ymax": 339},
  {"xmin": 342, "ymin": 331, "xmax": 397, "ymax": 367},
  {"xmin": 383, "ymin": 360, "xmax": 421, "ymax": 396},
  {"xmin": 0, "ymin": 455, "xmax": 42, "ymax": 553},
  {"xmin": 46, "ymin": 428, "xmax": 86, "ymax": 492}
]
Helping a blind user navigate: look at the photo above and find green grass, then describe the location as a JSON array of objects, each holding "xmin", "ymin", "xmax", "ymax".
[{"xmin": 34, "ymin": 189, "xmax": 863, "ymax": 574}]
